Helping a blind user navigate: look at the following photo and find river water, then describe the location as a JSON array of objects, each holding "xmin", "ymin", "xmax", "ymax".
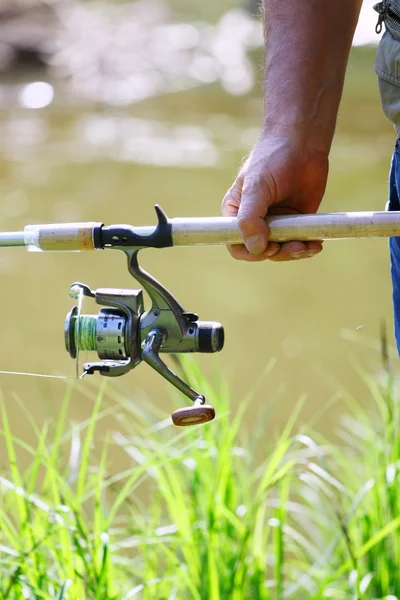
[{"xmin": 0, "ymin": 0, "xmax": 396, "ymax": 446}]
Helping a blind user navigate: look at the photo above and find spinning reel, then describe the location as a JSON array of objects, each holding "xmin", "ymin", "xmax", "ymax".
[{"xmin": 64, "ymin": 233, "xmax": 224, "ymax": 426}]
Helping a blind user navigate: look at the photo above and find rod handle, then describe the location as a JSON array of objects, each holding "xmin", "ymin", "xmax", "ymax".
[{"xmin": 24, "ymin": 223, "xmax": 102, "ymax": 252}]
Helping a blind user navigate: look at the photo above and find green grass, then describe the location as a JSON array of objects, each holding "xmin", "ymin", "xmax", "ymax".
[{"xmin": 1, "ymin": 357, "xmax": 400, "ymax": 599}]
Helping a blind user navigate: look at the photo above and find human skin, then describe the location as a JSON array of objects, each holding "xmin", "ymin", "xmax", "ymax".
[{"xmin": 221, "ymin": 0, "xmax": 364, "ymax": 261}]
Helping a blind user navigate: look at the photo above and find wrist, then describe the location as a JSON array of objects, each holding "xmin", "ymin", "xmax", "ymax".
[
  {"xmin": 262, "ymin": 81, "xmax": 342, "ymax": 156},
  {"xmin": 257, "ymin": 127, "xmax": 331, "ymax": 160}
]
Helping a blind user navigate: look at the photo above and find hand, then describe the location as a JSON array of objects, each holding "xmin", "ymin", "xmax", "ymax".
[{"xmin": 221, "ymin": 133, "xmax": 329, "ymax": 261}]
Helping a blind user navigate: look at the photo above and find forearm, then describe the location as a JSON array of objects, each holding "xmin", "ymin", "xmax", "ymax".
[{"xmin": 263, "ymin": 0, "xmax": 363, "ymax": 154}]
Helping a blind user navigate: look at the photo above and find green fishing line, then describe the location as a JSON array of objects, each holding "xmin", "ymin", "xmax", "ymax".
[{"xmin": 75, "ymin": 314, "xmax": 97, "ymax": 351}]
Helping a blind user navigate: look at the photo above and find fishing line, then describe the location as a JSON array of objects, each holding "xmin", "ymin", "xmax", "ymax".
[
  {"xmin": 0, "ymin": 287, "xmax": 94, "ymax": 382},
  {"xmin": 75, "ymin": 315, "xmax": 97, "ymax": 380},
  {"xmin": 75, "ymin": 286, "xmax": 83, "ymax": 379},
  {"xmin": 0, "ymin": 370, "xmax": 71, "ymax": 379},
  {"xmin": 0, "ymin": 288, "xmax": 94, "ymax": 381},
  {"xmin": 72, "ymin": 288, "xmax": 100, "ymax": 379}
]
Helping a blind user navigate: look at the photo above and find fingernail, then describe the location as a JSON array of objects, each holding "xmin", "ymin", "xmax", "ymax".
[
  {"xmin": 266, "ymin": 246, "xmax": 280, "ymax": 257},
  {"xmin": 245, "ymin": 235, "xmax": 266, "ymax": 255},
  {"xmin": 306, "ymin": 251, "xmax": 319, "ymax": 258},
  {"xmin": 291, "ymin": 251, "xmax": 307, "ymax": 259}
]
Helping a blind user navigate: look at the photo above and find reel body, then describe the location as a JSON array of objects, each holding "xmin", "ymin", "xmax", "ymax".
[{"xmin": 64, "ymin": 248, "xmax": 224, "ymax": 426}]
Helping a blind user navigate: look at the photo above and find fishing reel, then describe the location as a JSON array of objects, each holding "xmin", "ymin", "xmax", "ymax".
[{"xmin": 64, "ymin": 248, "xmax": 224, "ymax": 426}]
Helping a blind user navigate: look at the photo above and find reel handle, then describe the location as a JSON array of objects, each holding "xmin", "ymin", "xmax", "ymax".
[
  {"xmin": 172, "ymin": 398, "xmax": 215, "ymax": 426},
  {"xmin": 142, "ymin": 329, "xmax": 216, "ymax": 426}
]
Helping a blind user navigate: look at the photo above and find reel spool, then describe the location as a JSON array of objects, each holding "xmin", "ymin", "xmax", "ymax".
[{"xmin": 65, "ymin": 308, "xmax": 127, "ymax": 362}]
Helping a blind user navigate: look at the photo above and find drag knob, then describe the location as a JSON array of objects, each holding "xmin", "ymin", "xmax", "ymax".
[{"xmin": 172, "ymin": 399, "xmax": 215, "ymax": 426}]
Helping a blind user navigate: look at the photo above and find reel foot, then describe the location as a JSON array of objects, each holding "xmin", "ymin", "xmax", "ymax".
[{"xmin": 172, "ymin": 404, "xmax": 215, "ymax": 427}]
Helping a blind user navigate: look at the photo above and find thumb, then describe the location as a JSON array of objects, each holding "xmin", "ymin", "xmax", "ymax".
[{"xmin": 237, "ymin": 174, "xmax": 271, "ymax": 255}]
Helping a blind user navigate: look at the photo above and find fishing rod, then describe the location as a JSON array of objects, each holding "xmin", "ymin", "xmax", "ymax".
[{"xmin": 0, "ymin": 205, "xmax": 398, "ymax": 426}]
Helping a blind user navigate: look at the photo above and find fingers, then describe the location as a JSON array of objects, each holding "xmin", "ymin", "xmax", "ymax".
[
  {"xmin": 227, "ymin": 241, "xmax": 280, "ymax": 261},
  {"xmin": 227, "ymin": 240, "xmax": 323, "ymax": 262},
  {"xmin": 227, "ymin": 243, "xmax": 280, "ymax": 262},
  {"xmin": 221, "ymin": 176, "xmax": 244, "ymax": 217},
  {"xmin": 237, "ymin": 173, "xmax": 271, "ymax": 255},
  {"xmin": 222, "ymin": 167, "xmax": 272, "ymax": 256},
  {"xmin": 267, "ymin": 240, "xmax": 323, "ymax": 262},
  {"xmin": 222, "ymin": 174, "xmax": 277, "ymax": 260}
]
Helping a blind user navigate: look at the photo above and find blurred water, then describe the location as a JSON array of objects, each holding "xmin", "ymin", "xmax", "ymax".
[
  {"xmin": 0, "ymin": 0, "xmax": 381, "ymax": 108},
  {"xmin": 0, "ymin": 0, "xmax": 396, "ymax": 446}
]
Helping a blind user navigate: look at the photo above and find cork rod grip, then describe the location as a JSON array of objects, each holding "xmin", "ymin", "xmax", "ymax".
[{"xmin": 24, "ymin": 223, "xmax": 101, "ymax": 252}]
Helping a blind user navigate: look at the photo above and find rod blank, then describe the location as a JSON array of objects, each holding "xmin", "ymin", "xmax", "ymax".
[
  {"xmin": 0, "ymin": 232, "xmax": 26, "ymax": 247},
  {"xmin": 171, "ymin": 211, "xmax": 400, "ymax": 246}
]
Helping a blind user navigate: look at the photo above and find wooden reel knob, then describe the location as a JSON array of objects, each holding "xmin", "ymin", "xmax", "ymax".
[{"xmin": 172, "ymin": 404, "xmax": 215, "ymax": 426}]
